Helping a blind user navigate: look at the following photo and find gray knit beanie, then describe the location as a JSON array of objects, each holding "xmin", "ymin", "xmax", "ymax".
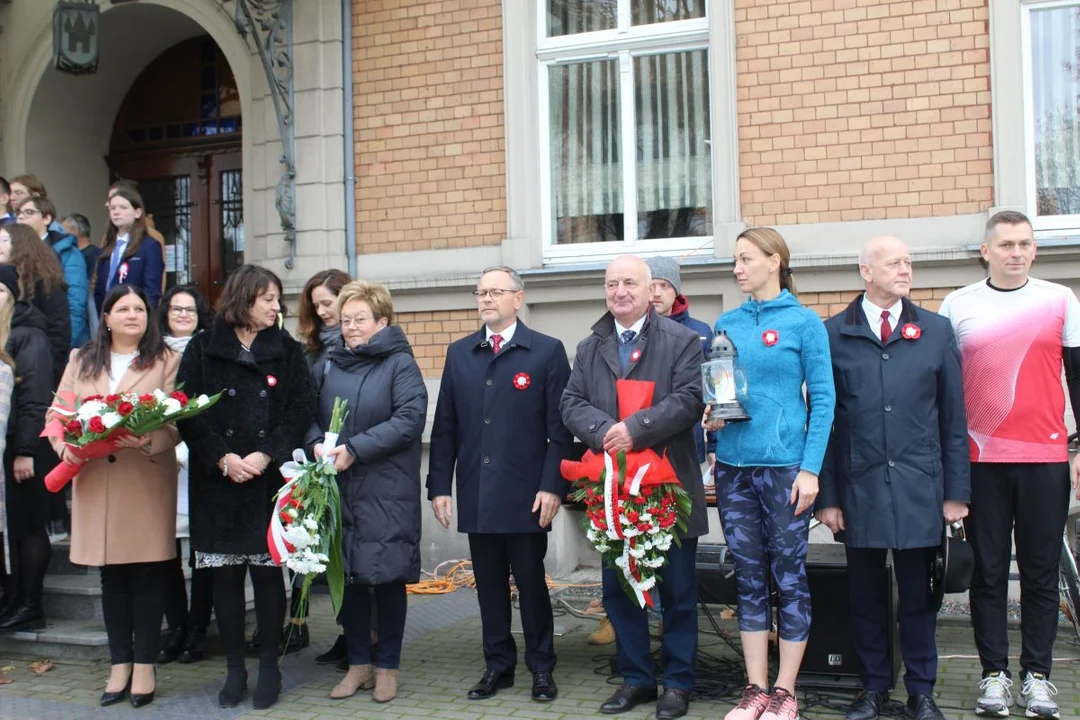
[{"xmin": 646, "ymin": 256, "xmax": 681, "ymax": 295}]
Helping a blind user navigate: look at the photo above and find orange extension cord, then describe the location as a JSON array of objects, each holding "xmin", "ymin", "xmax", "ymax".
[{"xmin": 406, "ymin": 559, "xmax": 600, "ymax": 595}]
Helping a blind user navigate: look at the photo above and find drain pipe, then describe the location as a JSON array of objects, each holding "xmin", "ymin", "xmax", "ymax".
[{"xmin": 342, "ymin": 0, "xmax": 358, "ymax": 277}]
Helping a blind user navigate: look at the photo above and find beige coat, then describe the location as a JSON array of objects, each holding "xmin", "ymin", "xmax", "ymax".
[{"xmin": 49, "ymin": 349, "xmax": 181, "ymax": 566}]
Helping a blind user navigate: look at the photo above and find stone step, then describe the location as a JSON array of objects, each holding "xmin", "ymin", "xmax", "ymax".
[{"xmin": 48, "ymin": 538, "xmax": 194, "ymax": 576}]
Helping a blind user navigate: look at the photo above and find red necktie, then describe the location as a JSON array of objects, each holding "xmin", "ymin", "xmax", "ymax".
[
  {"xmin": 491, "ymin": 334, "xmax": 503, "ymax": 354},
  {"xmin": 880, "ymin": 310, "xmax": 892, "ymax": 344}
]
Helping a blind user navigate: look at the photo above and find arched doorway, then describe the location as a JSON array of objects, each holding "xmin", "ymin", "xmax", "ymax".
[{"xmin": 107, "ymin": 36, "xmax": 243, "ymax": 304}]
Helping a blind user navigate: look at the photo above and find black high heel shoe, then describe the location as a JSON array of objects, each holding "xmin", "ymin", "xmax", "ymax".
[
  {"xmin": 100, "ymin": 673, "xmax": 132, "ymax": 707},
  {"xmin": 130, "ymin": 668, "xmax": 156, "ymax": 708}
]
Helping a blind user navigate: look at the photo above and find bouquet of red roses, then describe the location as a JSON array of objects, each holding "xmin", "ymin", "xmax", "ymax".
[
  {"xmin": 561, "ymin": 379, "xmax": 692, "ymax": 608},
  {"xmin": 42, "ymin": 387, "xmax": 222, "ymax": 492}
]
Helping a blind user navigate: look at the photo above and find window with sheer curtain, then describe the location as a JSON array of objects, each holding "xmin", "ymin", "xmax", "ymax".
[
  {"xmin": 542, "ymin": 1, "xmax": 712, "ymax": 248},
  {"xmin": 1028, "ymin": 2, "xmax": 1080, "ymax": 226}
]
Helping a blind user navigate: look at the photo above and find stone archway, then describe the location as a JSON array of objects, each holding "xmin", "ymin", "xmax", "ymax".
[{"xmin": 2, "ymin": 0, "xmax": 260, "ymax": 253}]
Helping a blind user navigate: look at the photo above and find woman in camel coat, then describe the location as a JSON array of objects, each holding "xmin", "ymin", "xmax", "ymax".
[{"xmin": 48, "ymin": 284, "xmax": 180, "ymax": 709}]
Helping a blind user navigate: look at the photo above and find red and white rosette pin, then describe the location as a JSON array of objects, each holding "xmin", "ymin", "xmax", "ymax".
[
  {"xmin": 513, "ymin": 372, "xmax": 531, "ymax": 390},
  {"xmin": 762, "ymin": 329, "xmax": 779, "ymax": 347},
  {"xmin": 901, "ymin": 323, "xmax": 921, "ymax": 340},
  {"xmin": 267, "ymin": 374, "xmax": 278, "ymax": 387},
  {"xmin": 630, "ymin": 349, "xmax": 642, "ymax": 363}
]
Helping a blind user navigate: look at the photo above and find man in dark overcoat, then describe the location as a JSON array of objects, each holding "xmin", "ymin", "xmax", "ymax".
[
  {"xmin": 560, "ymin": 255, "xmax": 706, "ymax": 720},
  {"xmin": 427, "ymin": 266, "xmax": 573, "ymax": 703},
  {"xmin": 817, "ymin": 236, "xmax": 970, "ymax": 720}
]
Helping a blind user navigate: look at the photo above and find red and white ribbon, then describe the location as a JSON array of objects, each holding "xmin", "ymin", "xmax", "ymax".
[
  {"xmin": 601, "ymin": 451, "xmax": 657, "ymax": 608},
  {"xmin": 267, "ymin": 448, "xmax": 309, "ymax": 565}
]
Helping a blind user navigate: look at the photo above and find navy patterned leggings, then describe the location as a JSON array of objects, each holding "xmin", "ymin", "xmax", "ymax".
[{"xmin": 715, "ymin": 462, "xmax": 812, "ymax": 642}]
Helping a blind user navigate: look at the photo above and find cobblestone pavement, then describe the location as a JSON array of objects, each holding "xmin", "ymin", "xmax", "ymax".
[{"xmin": 0, "ymin": 589, "xmax": 1078, "ymax": 719}]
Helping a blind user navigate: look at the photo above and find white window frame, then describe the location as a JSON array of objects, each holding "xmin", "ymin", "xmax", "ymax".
[
  {"xmin": 537, "ymin": 2, "xmax": 713, "ymax": 263},
  {"xmin": 1022, "ymin": 0, "xmax": 1080, "ymax": 235}
]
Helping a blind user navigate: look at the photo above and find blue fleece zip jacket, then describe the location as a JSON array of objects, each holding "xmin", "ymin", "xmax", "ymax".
[{"xmin": 712, "ymin": 290, "xmax": 835, "ymax": 475}]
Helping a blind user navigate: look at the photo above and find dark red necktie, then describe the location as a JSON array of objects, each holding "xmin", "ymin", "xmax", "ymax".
[
  {"xmin": 880, "ymin": 310, "xmax": 892, "ymax": 343},
  {"xmin": 491, "ymin": 334, "xmax": 503, "ymax": 354}
]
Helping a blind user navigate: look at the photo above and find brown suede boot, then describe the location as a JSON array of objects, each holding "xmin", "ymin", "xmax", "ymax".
[
  {"xmin": 588, "ymin": 617, "xmax": 616, "ymax": 645},
  {"xmin": 329, "ymin": 665, "xmax": 374, "ymax": 699},
  {"xmin": 373, "ymin": 668, "xmax": 398, "ymax": 703}
]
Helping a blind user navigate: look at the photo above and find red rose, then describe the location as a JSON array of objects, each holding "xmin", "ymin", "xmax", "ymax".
[
  {"xmin": 139, "ymin": 394, "xmax": 155, "ymax": 407},
  {"xmin": 117, "ymin": 401, "xmax": 135, "ymax": 416},
  {"xmin": 105, "ymin": 394, "xmax": 121, "ymax": 405},
  {"xmin": 279, "ymin": 511, "xmax": 292, "ymax": 525},
  {"xmin": 88, "ymin": 417, "xmax": 106, "ymax": 434},
  {"xmin": 65, "ymin": 420, "xmax": 82, "ymax": 435},
  {"xmin": 169, "ymin": 391, "xmax": 189, "ymax": 407}
]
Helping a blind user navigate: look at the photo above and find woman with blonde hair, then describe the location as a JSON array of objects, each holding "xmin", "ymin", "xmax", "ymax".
[{"xmin": 705, "ymin": 227, "xmax": 835, "ymax": 720}]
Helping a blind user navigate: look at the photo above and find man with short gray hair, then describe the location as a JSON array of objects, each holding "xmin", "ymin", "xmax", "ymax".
[{"xmin": 428, "ymin": 266, "xmax": 573, "ymax": 703}]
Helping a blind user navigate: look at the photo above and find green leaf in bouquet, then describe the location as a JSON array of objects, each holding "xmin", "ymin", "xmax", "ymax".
[{"xmin": 326, "ymin": 475, "xmax": 345, "ymax": 615}]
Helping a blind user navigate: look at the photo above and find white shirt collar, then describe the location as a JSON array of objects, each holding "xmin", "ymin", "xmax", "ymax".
[
  {"xmin": 614, "ymin": 314, "xmax": 647, "ymax": 339},
  {"xmin": 486, "ymin": 321, "xmax": 517, "ymax": 347},
  {"xmin": 862, "ymin": 295, "xmax": 903, "ymax": 333},
  {"xmin": 117, "ymin": 233, "xmax": 129, "ymax": 245}
]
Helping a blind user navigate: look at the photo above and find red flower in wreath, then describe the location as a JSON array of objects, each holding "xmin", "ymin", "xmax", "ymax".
[
  {"xmin": 901, "ymin": 323, "xmax": 921, "ymax": 340},
  {"xmin": 762, "ymin": 329, "xmax": 779, "ymax": 347},
  {"xmin": 513, "ymin": 372, "xmax": 531, "ymax": 390},
  {"xmin": 266, "ymin": 375, "xmax": 278, "ymax": 387}
]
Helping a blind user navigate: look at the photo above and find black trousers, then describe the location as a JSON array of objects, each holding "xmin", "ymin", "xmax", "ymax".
[
  {"xmin": 341, "ymin": 582, "xmax": 406, "ymax": 668},
  {"xmin": 469, "ymin": 533, "xmax": 555, "ymax": 674},
  {"xmin": 100, "ymin": 560, "xmax": 171, "ymax": 665},
  {"xmin": 213, "ymin": 564, "xmax": 285, "ymax": 668},
  {"xmin": 846, "ymin": 545, "xmax": 937, "ymax": 696},
  {"xmin": 162, "ymin": 540, "xmax": 213, "ymax": 635},
  {"xmin": 964, "ymin": 462, "xmax": 1070, "ymax": 677}
]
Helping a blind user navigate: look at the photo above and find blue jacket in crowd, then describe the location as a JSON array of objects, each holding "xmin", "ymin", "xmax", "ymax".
[
  {"xmin": 669, "ymin": 298, "xmax": 715, "ymax": 463},
  {"xmin": 45, "ymin": 230, "xmax": 89, "ymax": 347},
  {"xmin": 712, "ymin": 289, "xmax": 835, "ymax": 475}
]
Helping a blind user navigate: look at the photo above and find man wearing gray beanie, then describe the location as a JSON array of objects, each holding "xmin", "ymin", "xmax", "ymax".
[{"xmin": 646, "ymin": 256, "xmax": 715, "ymax": 467}]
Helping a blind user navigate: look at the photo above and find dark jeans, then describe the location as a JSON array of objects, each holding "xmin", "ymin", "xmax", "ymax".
[
  {"xmin": 100, "ymin": 560, "xmax": 171, "ymax": 664},
  {"xmin": 469, "ymin": 532, "xmax": 556, "ymax": 674},
  {"xmin": 965, "ymin": 462, "xmax": 1070, "ymax": 677},
  {"xmin": 602, "ymin": 537, "xmax": 699, "ymax": 691},
  {"xmin": 341, "ymin": 582, "xmax": 406, "ymax": 669}
]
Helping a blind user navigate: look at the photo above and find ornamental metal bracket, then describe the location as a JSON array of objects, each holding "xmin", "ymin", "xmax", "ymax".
[{"xmin": 225, "ymin": 0, "xmax": 297, "ymax": 269}]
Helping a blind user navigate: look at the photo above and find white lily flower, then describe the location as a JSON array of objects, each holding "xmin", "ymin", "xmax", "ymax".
[
  {"xmin": 76, "ymin": 400, "xmax": 107, "ymax": 420},
  {"xmin": 153, "ymin": 389, "xmax": 168, "ymax": 402},
  {"xmin": 163, "ymin": 398, "xmax": 183, "ymax": 415},
  {"xmin": 196, "ymin": 394, "xmax": 211, "ymax": 407}
]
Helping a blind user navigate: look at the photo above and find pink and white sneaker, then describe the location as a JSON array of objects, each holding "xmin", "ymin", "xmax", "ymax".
[
  {"xmin": 725, "ymin": 683, "xmax": 770, "ymax": 720},
  {"xmin": 760, "ymin": 687, "xmax": 800, "ymax": 720}
]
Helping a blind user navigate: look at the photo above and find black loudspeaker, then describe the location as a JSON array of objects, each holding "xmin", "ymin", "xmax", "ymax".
[
  {"xmin": 695, "ymin": 543, "xmax": 739, "ymax": 606},
  {"xmin": 795, "ymin": 544, "xmax": 899, "ymax": 690}
]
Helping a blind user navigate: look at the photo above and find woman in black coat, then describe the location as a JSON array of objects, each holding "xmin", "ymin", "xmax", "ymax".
[
  {"xmin": 307, "ymin": 280, "xmax": 426, "ymax": 704},
  {"xmin": 176, "ymin": 265, "xmax": 315, "ymax": 711},
  {"xmin": 0, "ymin": 265, "xmax": 54, "ymax": 632}
]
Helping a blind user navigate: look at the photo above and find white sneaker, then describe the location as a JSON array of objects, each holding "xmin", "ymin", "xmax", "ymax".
[
  {"xmin": 1019, "ymin": 672, "xmax": 1059, "ymax": 719},
  {"xmin": 975, "ymin": 672, "xmax": 1013, "ymax": 717}
]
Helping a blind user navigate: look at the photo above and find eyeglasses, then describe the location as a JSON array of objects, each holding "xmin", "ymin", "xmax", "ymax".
[
  {"xmin": 15, "ymin": 208, "xmax": 39, "ymax": 218},
  {"xmin": 472, "ymin": 289, "xmax": 518, "ymax": 300},
  {"xmin": 340, "ymin": 317, "xmax": 374, "ymax": 329},
  {"xmin": 169, "ymin": 306, "xmax": 197, "ymax": 316}
]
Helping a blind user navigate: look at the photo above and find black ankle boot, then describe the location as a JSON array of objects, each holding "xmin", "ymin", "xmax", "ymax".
[
  {"xmin": 156, "ymin": 626, "xmax": 185, "ymax": 664},
  {"xmin": 280, "ymin": 623, "xmax": 309, "ymax": 655},
  {"xmin": 178, "ymin": 627, "xmax": 206, "ymax": 664},
  {"xmin": 253, "ymin": 665, "xmax": 281, "ymax": 709},
  {"xmin": 0, "ymin": 602, "xmax": 44, "ymax": 632},
  {"xmin": 315, "ymin": 634, "xmax": 348, "ymax": 665},
  {"xmin": 218, "ymin": 666, "xmax": 247, "ymax": 708}
]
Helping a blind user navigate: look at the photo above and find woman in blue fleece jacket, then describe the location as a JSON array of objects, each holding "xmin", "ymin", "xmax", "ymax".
[{"xmin": 705, "ymin": 227, "xmax": 835, "ymax": 720}]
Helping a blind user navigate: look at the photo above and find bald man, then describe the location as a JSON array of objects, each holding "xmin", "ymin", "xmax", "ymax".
[
  {"xmin": 561, "ymin": 256, "xmax": 707, "ymax": 719},
  {"xmin": 817, "ymin": 237, "xmax": 969, "ymax": 720}
]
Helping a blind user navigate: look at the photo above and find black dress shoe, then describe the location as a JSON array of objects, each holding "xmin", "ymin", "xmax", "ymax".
[
  {"xmin": 906, "ymin": 694, "xmax": 944, "ymax": 720},
  {"xmin": 218, "ymin": 667, "xmax": 248, "ymax": 708},
  {"xmin": 315, "ymin": 634, "xmax": 348, "ymax": 664},
  {"xmin": 100, "ymin": 677, "xmax": 132, "ymax": 707},
  {"xmin": 130, "ymin": 668, "xmax": 156, "ymax": 708},
  {"xmin": 846, "ymin": 690, "xmax": 887, "ymax": 720},
  {"xmin": 280, "ymin": 623, "xmax": 309, "ymax": 654},
  {"xmin": 177, "ymin": 628, "xmax": 206, "ymax": 664},
  {"xmin": 334, "ymin": 657, "xmax": 348, "ymax": 672},
  {"xmin": 532, "ymin": 671, "xmax": 558, "ymax": 702},
  {"xmin": 0, "ymin": 602, "xmax": 45, "ymax": 632},
  {"xmin": 656, "ymin": 687, "xmax": 690, "ymax": 719},
  {"xmin": 156, "ymin": 626, "xmax": 185, "ymax": 664},
  {"xmin": 468, "ymin": 669, "xmax": 514, "ymax": 700},
  {"xmin": 600, "ymin": 684, "xmax": 659, "ymax": 714}
]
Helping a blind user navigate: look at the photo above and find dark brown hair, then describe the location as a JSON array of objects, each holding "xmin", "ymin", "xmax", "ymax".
[
  {"xmin": 984, "ymin": 210, "xmax": 1033, "ymax": 243},
  {"xmin": 100, "ymin": 189, "xmax": 149, "ymax": 265},
  {"xmin": 2, "ymin": 223, "xmax": 65, "ymax": 300},
  {"xmin": 17, "ymin": 196, "xmax": 56, "ymax": 223},
  {"xmin": 297, "ymin": 269, "xmax": 351, "ymax": 354},
  {"xmin": 216, "ymin": 264, "xmax": 285, "ymax": 329},
  {"xmin": 77, "ymin": 285, "xmax": 168, "ymax": 380}
]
